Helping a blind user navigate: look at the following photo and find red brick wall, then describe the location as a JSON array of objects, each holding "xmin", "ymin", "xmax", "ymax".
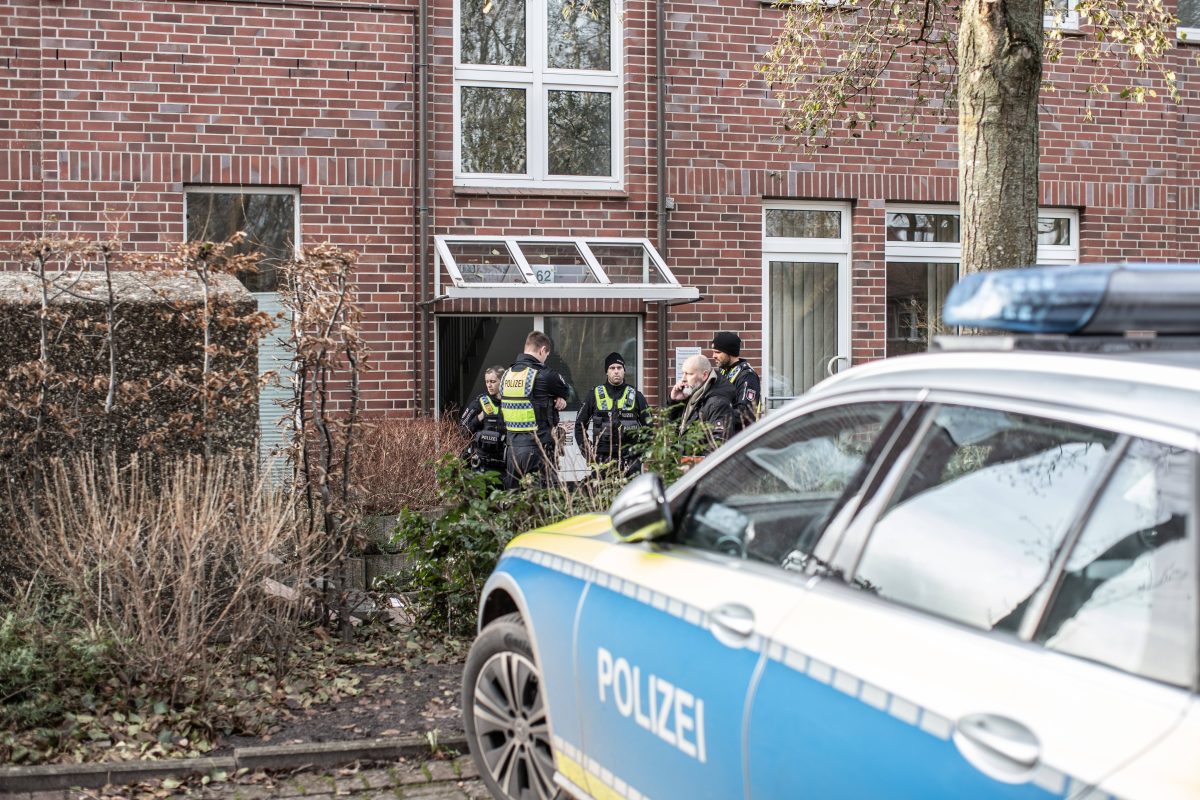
[
  {"xmin": 1, "ymin": 0, "xmax": 420, "ymax": 413},
  {"xmin": 4, "ymin": 0, "xmax": 1199, "ymax": 414},
  {"xmin": 423, "ymin": 0, "xmax": 1200, "ymax": 400}
]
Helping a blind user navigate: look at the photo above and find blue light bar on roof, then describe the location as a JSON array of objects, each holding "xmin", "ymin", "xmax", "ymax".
[{"xmin": 943, "ymin": 263, "xmax": 1200, "ymax": 335}]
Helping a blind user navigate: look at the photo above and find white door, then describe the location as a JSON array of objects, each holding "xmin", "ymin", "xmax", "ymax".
[
  {"xmin": 761, "ymin": 202, "xmax": 853, "ymax": 410},
  {"xmin": 763, "ymin": 256, "xmax": 851, "ymax": 409}
]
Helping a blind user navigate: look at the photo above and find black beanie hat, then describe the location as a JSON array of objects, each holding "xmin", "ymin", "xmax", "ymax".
[
  {"xmin": 711, "ymin": 331, "xmax": 741, "ymax": 357},
  {"xmin": 604, "ymin": 352, "xmax": 625, "ymax": 369}
]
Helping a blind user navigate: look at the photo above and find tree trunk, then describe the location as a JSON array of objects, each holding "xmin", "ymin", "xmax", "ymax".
[{"xmin": 958, "ymin": 0, "xmax": 1043, "ymax": 273}]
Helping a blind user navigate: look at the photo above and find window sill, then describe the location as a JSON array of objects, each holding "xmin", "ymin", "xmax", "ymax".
[
  {"xmin": 453, "ymin": 186, "xmax": 630, "ymax": 200},
  {"xmin": 1044, "ymin": 24, "xmax": 1085, "ymax": 35},
  {"xmin": 759, "ymin": 0, "xmax": 860, "ymax": 9}
]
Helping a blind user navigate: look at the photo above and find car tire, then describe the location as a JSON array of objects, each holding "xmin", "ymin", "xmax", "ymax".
[{"xmin": 463, "ymin": 612, "xmax": 563, "ymax": 800}]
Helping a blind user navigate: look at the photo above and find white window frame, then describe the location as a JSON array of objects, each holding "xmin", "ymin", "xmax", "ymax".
[
  {"xmin": 453, "ymin": 0, "xmax": 623, "ymax": 190},
  {"xmin": 1035, "ymin": 207, "xmax": 1080, "ymax": 264},
  {"xmin": 1044, "ymin": 0, "xmax": 1080, "ymax": 31},
  {"xmin": 761, "ymin": 201, "xmax": 853, "ymax": 409},
  {"xmin": 434, "ymin": 235, "xmax": 697, "ymax": 300},
  {"xmin": 884, "ymin": 203, "xmax": 1080, "ymax": 347},
  {"xmin": 184, "ymin": 185, "xmax": 301, "ymax": 259},
  {"xmin": 1178, "ymin": 0, "xmax": 1200, "ymax": 42},
  {"xmin": 884, "ymin": 203, "xmax": 1080, "ymax": 265}
]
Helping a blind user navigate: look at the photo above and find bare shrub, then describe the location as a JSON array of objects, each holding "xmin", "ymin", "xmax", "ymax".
[
  {"xmin": 354, "ymin": 415, "xmax": 469, "ymax": 517},
  {"xmin": 11, "ymin": 454, "xmax": 330, "ymax": 702}
]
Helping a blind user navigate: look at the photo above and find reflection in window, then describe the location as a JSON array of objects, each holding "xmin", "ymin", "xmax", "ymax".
[
  {"xmin": 766, "ymin": 209, "xmax": 842, "ymax": 239},
  {"xmin": 548, "ymin": 90, "xmax": 612, "ymax": 176},
  {"xmin": 520, "ymin": 242, "xmax": 598, "ymax": 284},
  {"xmin": 1182, "ymin": 0, "xmax": 1200, "ymax": 30},
  {"xmin": 454, "ymin": 0, "xmax": 619, "ymax": 184},
  {"xmin": 185, "ymin": 191, "xmax": 295, "ymax": 292},
  {"xmin": 459, "ymin": 0, "xmax": 526, "ymax": 66},
  {"xmin": 461, "ymin": 87, "xmax": 527, "ymax": 175},
  {"xmin": 1039, "ymin": 441, "xmax": 1195, "ymax": 686},
  {"xmin": 589, "ymin": 244, "xmax": 666, "ymax": 284},
  {"xmin": 886, "ymin": 262, "xmax": 957, "ymax": 357},
  {"xmin": 1043, "ymin": 0, "xmax": 1080, "ymax": 27},
  {"xmin": 886, "ymin": 212, "xmax": 961, "ymax": 243},
  {"xmin": 855, "ymin": 406, "xmax": 1117, "ymax": 632},
  {"xmin": 678, "ymin": 403, "xmax": 904, "ymax": 568},
  {"xmin": 445, "ymin": 241, "xmax": 525, "ymax": 283},
  {"xmin": 544, "ymin": 315, "xmax": 638, "ymax": 410},
  {"xmin": 1037, "ymin": 217, "xmax": 1071, "ymax": 246},
  {"xmin": 548, "ymin": 0, "xmax": 610, "ymax": 69}
]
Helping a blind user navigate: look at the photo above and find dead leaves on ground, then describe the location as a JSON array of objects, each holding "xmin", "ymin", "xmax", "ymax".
[{"xmin": 2, "ymin": 627, "xmax": 467, "ymax": 767}]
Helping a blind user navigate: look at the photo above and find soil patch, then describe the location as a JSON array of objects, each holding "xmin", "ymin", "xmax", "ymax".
[{"xmin": 215, "ymin": 661, "xmax": 466, "ymax": 754}]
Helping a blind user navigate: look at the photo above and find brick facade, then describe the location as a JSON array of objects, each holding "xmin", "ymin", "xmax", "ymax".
[{"xmin": 3, "ymin": 0, "xmax": 1199, "ymax": 416}]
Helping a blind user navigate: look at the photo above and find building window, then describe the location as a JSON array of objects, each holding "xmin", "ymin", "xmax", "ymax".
[
  {"xmin": 454, "ymin": 0, "xmax": 622, "ymax": 189},
  {"xmin": 1179, "ymin": 0, "xmax": 1199, "ymax": 41},
  {"xmin": 1044, "ymin": 0, "xmax": 1080, "ymax": 31},
  {"xmin": 185, "ymin": 186, "xmax": 299, "ymax": 469},
  {"xmin": 184, "ymin": 188, "xmax": 297, "ymax": 292},
  {"xmin": 762, "ymin": 202, "xmax": 852, "ymax": 409},
  {"xmin": 884, "ymin": 205, "xmax": 1079, "ymax": 357}
]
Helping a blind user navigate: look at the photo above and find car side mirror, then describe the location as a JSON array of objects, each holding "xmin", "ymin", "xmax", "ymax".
[{"xmin": 609, "ymin": 472, "xmax": 673, "ymax": 543}]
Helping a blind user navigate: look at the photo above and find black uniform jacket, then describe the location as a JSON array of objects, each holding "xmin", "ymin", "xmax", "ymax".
[
  {"xmin": 573, "ymin": 382, "xmax": 651, "ymax": 458},
  {"xmin": 672, "ymin": 375, "xmax": 737, "ymax": 453},
  {"xmin": 459, "ymin": 393, "xmax": 502, "ymax": 435},
  {"xmin": 721, "ymin": 359, "xmax": 762, "ymax": 433}
]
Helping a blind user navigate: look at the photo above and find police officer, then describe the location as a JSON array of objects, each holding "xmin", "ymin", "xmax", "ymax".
[
  {"xmin": 459, "ymin": 365, "xmax": 507, "ymax": 475},
  {"xmin": 710, "ymin": 331, "xmax": 762, "ymax": 435},
  {"xmin": 574, "ymin": 352, "xmax": 650, "ymax": 475},
  {"xmin": 501, "ymin": 331, "xmax": 571, "ymax": 489}
]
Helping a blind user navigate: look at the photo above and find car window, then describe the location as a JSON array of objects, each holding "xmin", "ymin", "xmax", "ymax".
[
  {"xmin": 1037, "ymin": 440, "xmax": 1196, "ymax": 687},
  {"xmin": 676, "ymin": 402, "xmax": 907, "ymax": 569},
  {"xmin": 853, "ymin": 405, "xmax": 1118, "ymax": 633}
]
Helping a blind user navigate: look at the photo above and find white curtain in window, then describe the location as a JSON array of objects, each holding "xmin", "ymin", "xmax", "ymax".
[{"xmin": 769, "ymin": 261, "xmax": 838, "ymax": 397}]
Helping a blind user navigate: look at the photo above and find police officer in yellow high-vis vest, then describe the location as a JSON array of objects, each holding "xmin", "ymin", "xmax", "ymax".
[
  {"xmin": 574, "ymin": 351, "xmax": 650, "ymax": 476},
  {"xmin": 500, "ymin": 331, "xmax": 571, "ymax": 489},
  {"xmin": 459, "ymin": 365, "xmax": 507, "ymax": 475}
]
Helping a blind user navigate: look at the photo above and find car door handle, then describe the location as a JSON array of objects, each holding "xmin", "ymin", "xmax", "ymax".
[
  {"xmin": 953, "ymin": 713, "xmax": 1041, "ymax": 778},
  {"xmin": 709, "ymin": 603, "xmax": 756, "ymax": 639}
]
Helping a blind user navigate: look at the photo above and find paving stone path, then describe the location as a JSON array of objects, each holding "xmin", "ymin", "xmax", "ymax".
[{"xmin": 3, "ymin": 756, "xmax": 488, "ymax": 800}]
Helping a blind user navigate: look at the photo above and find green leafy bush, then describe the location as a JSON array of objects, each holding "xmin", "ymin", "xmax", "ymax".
[
  {"xmin": 392, "ymin": 411, "xmax": 717, "ymax": 636},
  {"xmin": 391, "ymin": 458, "xmax": 517, "ymax": 636},
  {"xmin": 630, "ymin": 406, "xmax": 718, "ymax": 484},
  {"xmin": 0, "ymin": 603, "xmax": 116, "ymax": 731}
]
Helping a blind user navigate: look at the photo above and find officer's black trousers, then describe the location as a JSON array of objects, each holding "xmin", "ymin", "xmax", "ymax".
[{"xmin": 505, "ymin": 434, "xmax": 556, "ymax": 490}]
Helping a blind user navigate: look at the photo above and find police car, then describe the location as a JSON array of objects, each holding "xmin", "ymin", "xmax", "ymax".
[{"xmin": 461, "ymin": 264, "xmax": 1200, "ymax": 800}]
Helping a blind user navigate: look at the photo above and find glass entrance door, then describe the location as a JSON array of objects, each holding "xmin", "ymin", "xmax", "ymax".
[
  {"xmin": 544, "ymin": 316, "xmax": 640, "ymax": 479},
  {"xmin": 764, "ymin": 258, "xmax": 850, "ymax": 409},
  {"xmin": 437, "ymin": 314, "xmax": 641, "ymax": 480}
]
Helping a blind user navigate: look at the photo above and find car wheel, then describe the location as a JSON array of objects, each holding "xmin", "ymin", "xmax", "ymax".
[{"xmin": 463, "ymin": 612, "xmax": 562, "ymax": 800}]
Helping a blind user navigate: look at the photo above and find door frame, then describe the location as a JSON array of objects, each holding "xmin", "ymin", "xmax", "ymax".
[
  {"xmin": 761, "ymin": 200, "xmax": 853, "ymax": 409},
  {"xmin": 433, "ymin": 313, "xmax": 645, "ymax": 415}
]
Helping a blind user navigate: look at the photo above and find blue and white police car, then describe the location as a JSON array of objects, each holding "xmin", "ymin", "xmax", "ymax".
[{"xmin": 461, "ymin": 264, "xmax": 1200, "ymax": 800}]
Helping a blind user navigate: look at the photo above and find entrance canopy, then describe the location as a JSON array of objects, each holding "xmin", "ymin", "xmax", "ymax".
[{"xmin": 433, "ymin": 236, "xmax": 699, "ymax": 301}]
